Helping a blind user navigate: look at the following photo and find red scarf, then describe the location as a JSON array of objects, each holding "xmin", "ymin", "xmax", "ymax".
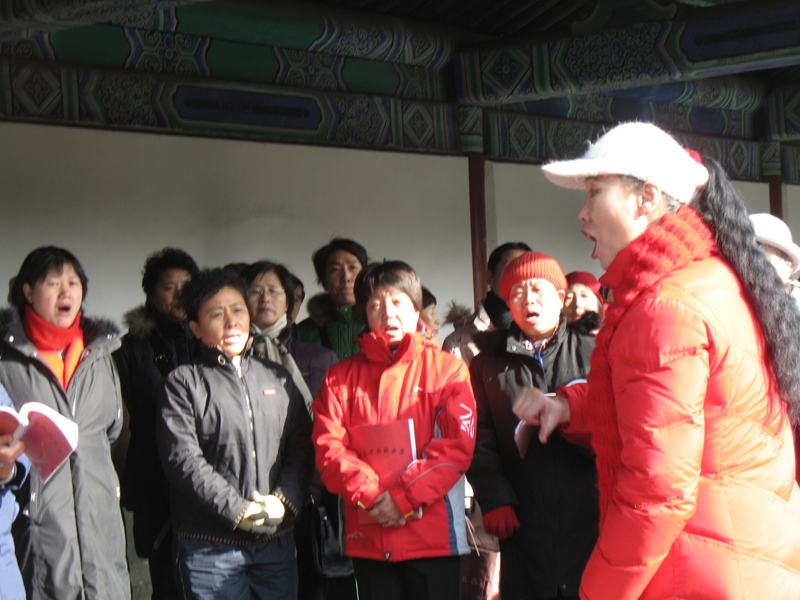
[
  {"xmin": 589, "ymin": 206, "xmax": 717, "ymax": 526},
  {"xmin": 23, "ymin": 305, "xmax": 84, "ymax": 390}
]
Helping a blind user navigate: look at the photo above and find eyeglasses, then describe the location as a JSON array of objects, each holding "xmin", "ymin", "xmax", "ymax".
[{"xmin": 247, "ymin": 287, "xmax": 284, "ymax": 299}]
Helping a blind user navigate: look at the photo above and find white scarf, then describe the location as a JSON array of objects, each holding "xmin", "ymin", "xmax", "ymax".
[{"xmin": 252, "ymin": 314, "xmax": 314, "ymax": 418}]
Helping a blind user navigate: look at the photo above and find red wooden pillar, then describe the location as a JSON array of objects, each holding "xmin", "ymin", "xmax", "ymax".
[
  {"xmin": 468, "ymin": 153, "xmax": 487, "ymax": 309},
  {"xmin": 768, "ymin": 175, "xmax": 783, "ymax": 219}
]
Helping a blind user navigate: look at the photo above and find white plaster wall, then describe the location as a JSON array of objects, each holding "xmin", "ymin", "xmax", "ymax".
[
  {"xmin": 734, "ymin": 181, "xmax": 770, "ymax": 215},
  {"xmin": 1, "ymin": 121, "xmax": 793, "ymax": 342},
  {"xmin": 0, "ymin": 122, "xmax": 476, "ymax": 342},
  {"xmin": 783, "ymin": 184, "xmax": 800, "ymax": 235},
  {"xmin": 492, "ymin": 161, "xmax": 600, "ymax": 277}
]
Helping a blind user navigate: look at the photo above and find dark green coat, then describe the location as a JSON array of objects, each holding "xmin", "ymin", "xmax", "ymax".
[{"xmin": 293, "ymin": 294, "xmax": 365, "ymax": 361}]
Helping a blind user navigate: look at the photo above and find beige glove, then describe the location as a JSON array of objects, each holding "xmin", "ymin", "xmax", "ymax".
[
  {"xmin": 252, "ymin": 491, "xmax": 286, "ymax": 520},
  {"xmin": 237, "ymin": 501, "xmax": 268, "ymax": 533}
]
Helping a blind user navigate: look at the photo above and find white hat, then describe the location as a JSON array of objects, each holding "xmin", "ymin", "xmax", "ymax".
[
  {"xmin": 749, "ymin": 213, "xmax": 800, "ymax": 274},
  {"xmin": 542, "ymin": 122, "xmax": 709, "ymax": 204}
]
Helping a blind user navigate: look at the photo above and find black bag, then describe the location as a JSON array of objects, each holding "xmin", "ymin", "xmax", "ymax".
[
  {"xmin": 132, "ymin": 511, "xmax": 171, "ymax": 559},
  {"xmin": 310, "ymin": 496, "xmax": 354, "ymax": 578}
]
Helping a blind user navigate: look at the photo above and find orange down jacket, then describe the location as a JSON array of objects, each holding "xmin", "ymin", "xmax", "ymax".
[
  {"xmin": 312, "ymin": 331, "xmax": 477, "ymax": 561},
  {"xmin": 563, "ymin": 256, "xmax": 800, "ymax": 599}
]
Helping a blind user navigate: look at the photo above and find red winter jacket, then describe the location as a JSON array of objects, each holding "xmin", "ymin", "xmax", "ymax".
[
  {"xmin": 312, "ymin": 331, "xmax": 477, "ymax": 561},
  {"xmin": 562, "ymin": 256, "xmax": 800, "ymax": 599}
]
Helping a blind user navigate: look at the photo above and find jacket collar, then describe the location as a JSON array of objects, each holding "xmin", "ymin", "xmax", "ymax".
[
  {"xmin": 504, "ymin": 317, "xmax": 567, "ymax": 358},
  {"xmin": 196, "ymin": 337, "xmax": 254, "ymax": 367},
  {"xmin": 123, "ymin": 304, "xmax": 192, "ymax": 341},
  {"xmin": 357, "ymin": 331, "xmax": 434, "ymax": 365},
  {"xmin": 473, "ymin": 302, "xmax": 492, "ymax": 330},
  {"xmin": 0, "ymin": 306, "xmax": 120, "ymax": 360}
]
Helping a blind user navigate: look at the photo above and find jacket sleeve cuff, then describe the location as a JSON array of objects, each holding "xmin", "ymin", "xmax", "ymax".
[
  {"xmin": 557, "ymin": 383, "xmax": 591, "ymax": 436},
  {"xmin": 356, "ymin": 485, "xmax": 382, "ymax": 511},
  {"xmin": 272, "ymin": 491, "xmax": 300, "ymax": 518},
  {"xmin": 232, "ymin": 499, "xmax": 249, "ymax": 530},
  {"xmin": 0, "ymin": 464, "xmax": 16, "ymax": 487},
  {"xmin": 388, "ymin": 485, "xmax": 415, "ymax": 518}
]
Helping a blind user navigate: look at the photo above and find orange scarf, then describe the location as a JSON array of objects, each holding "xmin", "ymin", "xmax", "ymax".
[
  {"xmin": 590, "ymin": 206, "xmax": 717, "ymax": 527},
  {"xmin": 23, "ymin": 305, "xmax": 84, "ymax": 390}
]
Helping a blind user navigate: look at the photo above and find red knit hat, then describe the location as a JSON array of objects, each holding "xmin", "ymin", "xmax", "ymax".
[
  {"xmin": 565, "ymin": 271, "xmax": 603, "ymax": 305},
  {"xmin": 500, "ymin": 251, "xmax": 567, "ymax": 302}
]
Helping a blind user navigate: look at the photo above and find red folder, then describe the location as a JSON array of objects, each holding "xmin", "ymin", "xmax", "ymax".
[{"xmin": 348, "ymin": 418, "xmax": 420, "ymax": 524}]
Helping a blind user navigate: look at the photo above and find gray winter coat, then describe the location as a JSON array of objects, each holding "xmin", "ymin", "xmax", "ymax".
[{"xmin": 0, "ymin": 308, "xmax": 130, "ymax": 600}]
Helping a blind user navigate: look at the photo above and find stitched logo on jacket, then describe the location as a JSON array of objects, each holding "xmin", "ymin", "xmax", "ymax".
[{"xmin": 459, "ymin": 403, "xmax": 475, "ymax": 438}]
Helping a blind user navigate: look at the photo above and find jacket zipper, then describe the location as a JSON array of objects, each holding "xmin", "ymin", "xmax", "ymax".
[{"xmin": 235, "ymin": 360, "xmax": 259, "ymax": 493}]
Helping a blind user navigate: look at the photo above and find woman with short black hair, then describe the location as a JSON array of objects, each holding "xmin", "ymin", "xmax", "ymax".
[
  {"xmin": 242, "ymin": 260, "xmax": 339, "ymax": 600},
  {"xmin": 313, "ymin": 261, "xmax": 477, "ymax": 600},
  {"xmin": 0, "ymin": 246, "xmax": 131, "ymax": 599},
  {"xmin": 157, "ymin": 268, "xmax": 314, "ymax": 599}
]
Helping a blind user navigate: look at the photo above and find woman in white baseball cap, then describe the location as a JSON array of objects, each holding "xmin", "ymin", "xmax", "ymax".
[{"xmin": 513, "ymin": 122, "xmax": 800, "ymax": 599}]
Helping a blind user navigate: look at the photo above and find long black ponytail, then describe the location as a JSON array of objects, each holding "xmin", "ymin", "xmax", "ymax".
[{"xmin": 691, "ymin": 158, "xmax": 800, "ymax": 424}]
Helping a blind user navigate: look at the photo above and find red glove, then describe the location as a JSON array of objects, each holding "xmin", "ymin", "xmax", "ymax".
[{"xmin": 482, "ymin": 505, "xmax": 520, "ymax": 539}]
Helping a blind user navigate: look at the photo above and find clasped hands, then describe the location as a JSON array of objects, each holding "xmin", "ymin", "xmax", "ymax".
[
  {"xmin": 511, "ymin": 387, "xmax": 570, "ymax": 444},
  {"xmin": 368, "ymin": 490, "xmax": 406, "ymax": 528},
  {"xmin": 237, "ymin": 491, "xmax": 286, "ymax": 535}
]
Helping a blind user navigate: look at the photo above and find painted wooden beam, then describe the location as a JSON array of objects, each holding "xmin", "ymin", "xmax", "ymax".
[
  {"xmin": 0, "ymin": 56, "xmax": 457, "ymax": 153},
  {"xmin": 454, "ymin": 3, "xmax": 800, "ymax": 105},
  {"xmin": 0, "ymin": 55, "xmax": 794, "ymax": 185},
  {"xmin": 767, "ymin": 85, "xmax": 800, "ymax": 141},
  {"xmin": 0, "ymin": 0, "xmax": 206, "ymax": 35},
  {"xmin": 0, "ymin": 26, "xmax": 447, "ymax": 101}
]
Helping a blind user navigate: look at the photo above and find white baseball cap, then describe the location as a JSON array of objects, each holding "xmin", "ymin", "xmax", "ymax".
[{"xmin": 542, "ymin": 122, "xmax": 709, "ymax": 204}]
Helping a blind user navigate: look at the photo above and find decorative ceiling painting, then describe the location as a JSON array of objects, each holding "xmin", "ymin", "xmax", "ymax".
[{"xmin": 1, "ymin": 0, "xmax": 799, "ymax": 183}]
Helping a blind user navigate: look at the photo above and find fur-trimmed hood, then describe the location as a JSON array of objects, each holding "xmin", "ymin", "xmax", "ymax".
[
  {"xmin": 121, "ymin": 304, "xmax": 194, "ymax": 349},
  {"xmin": 123, "ymin": 305, "xmax": 158, "ymax": 339},
  {"xmin": 305, "ymin": 293, "xmax": 331, "ymax": 327},
  {"xmin": 472, "ymin": 326, "xmax": 514, "ymax": 356},
  {"xmin": 305, "ymin": 293, "xmax": 355, "ymax": 327}
]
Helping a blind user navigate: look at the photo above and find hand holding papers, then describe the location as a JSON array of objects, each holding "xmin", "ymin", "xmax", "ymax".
[
  {"xmin": 0, "ymin": 402, "xmax": 78, "ymax": 483},
  {"xmin": 348, "ymin": 418, "xmax": 422, "ymax": 524}
]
